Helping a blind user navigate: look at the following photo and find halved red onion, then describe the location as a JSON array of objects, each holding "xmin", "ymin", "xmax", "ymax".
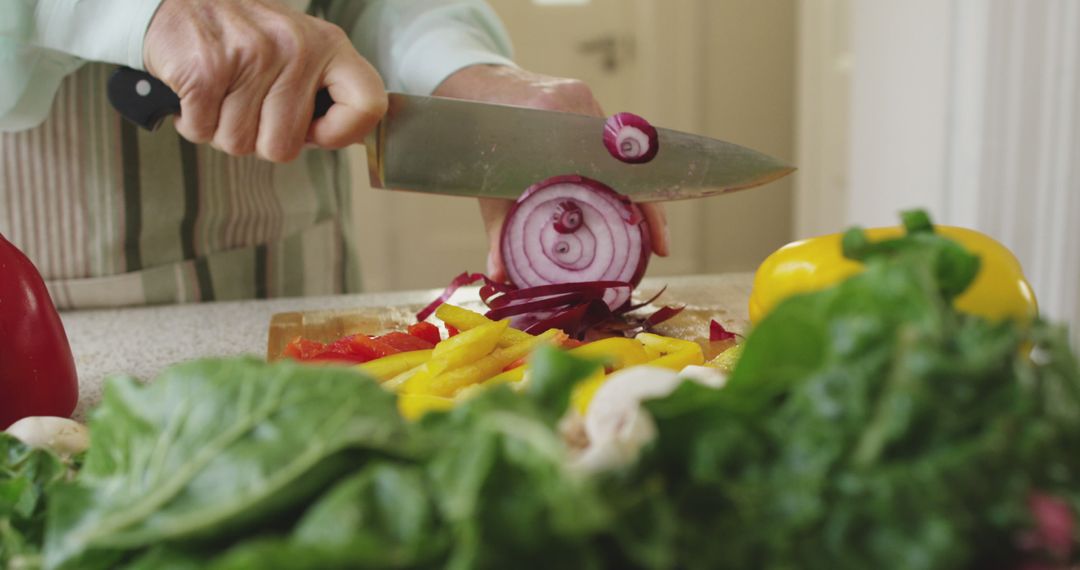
[
  {"xmin": 500, "ymin": 175, "xmax": 651, "ymax": 312},
  {"xmin": 603, "ymin": 112, "xmax": 659, "ymax": 164}
]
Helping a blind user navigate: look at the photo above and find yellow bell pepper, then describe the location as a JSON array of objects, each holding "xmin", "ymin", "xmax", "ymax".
[{"xmin": 748, "ymin": 225, "xmax": 1038, "ymax": 324}]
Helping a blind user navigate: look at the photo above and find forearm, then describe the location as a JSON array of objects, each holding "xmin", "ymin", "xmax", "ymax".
[{"xmin": 323, "ymin": 0, "xmax": 516, "ymax": 94}]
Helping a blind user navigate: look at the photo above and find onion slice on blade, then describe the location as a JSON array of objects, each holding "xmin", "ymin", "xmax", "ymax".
[
  {"xmin": 603, "ymin": 112, "xmax": 659, "ymax": 164},
  {"xmin": 500, "ymin": 175, "xmax": 651, "ymax": 312}
]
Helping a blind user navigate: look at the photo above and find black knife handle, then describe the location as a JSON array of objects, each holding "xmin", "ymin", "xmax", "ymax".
[{"xmin": 107, "ymin": 67, "xmax": 334, "ymax": 131}]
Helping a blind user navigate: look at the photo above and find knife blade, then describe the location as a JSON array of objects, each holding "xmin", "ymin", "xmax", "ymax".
[{"xmin": 108, "ymin": 67, "xmax": 793, "ymax": 202}]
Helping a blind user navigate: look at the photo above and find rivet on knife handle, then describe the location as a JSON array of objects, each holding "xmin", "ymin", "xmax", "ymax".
[{"xmin": 106, "ymin": 67, "xmax": 334, "ymax": 131}]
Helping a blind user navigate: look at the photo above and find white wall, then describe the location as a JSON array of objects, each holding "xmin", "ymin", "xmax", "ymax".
[{"xmin": 800, "ymin": 0, "xmax": 1080, "ymax": 342}]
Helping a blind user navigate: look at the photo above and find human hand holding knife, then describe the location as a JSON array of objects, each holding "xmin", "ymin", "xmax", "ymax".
[{"xmin": 138, "ymin": 0, "xmax": 386, "ymax": 162}]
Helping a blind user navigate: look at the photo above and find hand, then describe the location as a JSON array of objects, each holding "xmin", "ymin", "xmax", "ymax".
[
  {"xmin": 432, "ymin": 65, "xmax": 670, "ymax": 283},
  {"xmin": 143, "ymin": 0, "xmax": 387, "ymax": 162}
]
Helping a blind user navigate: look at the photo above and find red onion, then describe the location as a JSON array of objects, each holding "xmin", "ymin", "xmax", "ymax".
[
  {"xmin": 709, "ymin": 319, "xmax": 737, "ymax": 341},
  {"xmin": 603, "ymin": 112, "xmax": 659, "ymax": 164},
  {"xmin": 500, "ymin": 175, "xmax": 651, "ymax": 312}
]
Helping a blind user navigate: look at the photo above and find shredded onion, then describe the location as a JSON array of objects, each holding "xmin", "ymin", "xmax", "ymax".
[
  {"xmin": 709, "ymin": 319, "xmax": 737, "ymax": 342},
  {"xmin": 415, "ymin": 176, "xmax": 677, "ymax": 340},
  {"xmin": 500, "ymin": 175, "xmax": 651, "ymax": 312},
  {"xmin": 603, "ymin": 112, "xmax": 659, "ymax": 164}
]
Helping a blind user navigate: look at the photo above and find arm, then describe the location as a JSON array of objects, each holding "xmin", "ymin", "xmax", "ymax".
[
  {"xmin": 322, "ymin": 1, "xmax": 669, "ymax": 280},
  {"xmin": 432, "ymin": 65, "xmax": 670, "ymax": 282},
  {"xmin": 0, "ymin": 0, "xmax": 163, "ymax": 130}
]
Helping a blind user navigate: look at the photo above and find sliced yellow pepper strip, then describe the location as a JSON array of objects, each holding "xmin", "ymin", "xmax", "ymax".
[
  {"xmin": 402, "ymin": 320, "xmax": 509, "ymax": 394},
  {"xmin": 476, "ymin": 364, "xmax": 527, "ymax": 389},
  {"xmin": 383, "ymin": 363, "xmax": 426, "ymax": 392},
  {"xmin": 635, "ymin": 333, "xmax": 705, "ymax": 370},
  {"xmin": 356, "ymin": 349, "xmax": 433, "ymax": 382},
  {"xmin": 434, "ymin": 304, "xmax": 533, "ymax": 347},
  {"xmin": 569, "ymin": 337, "xmax": 651, "ymax": 369},
  {"xmin": 397, "ymin": 394, "xmax": 455, "ymax": 421},
  {"xmin": 706, "ymin": 343, "xmax": 744, "ymax": 375},
  {"xmin": 419, "ymin": 329, "xmax": 559, "ymax": 398},
  {"xmin": 648, "ymin": 347, "xmax": 705, "ymax": 370}
]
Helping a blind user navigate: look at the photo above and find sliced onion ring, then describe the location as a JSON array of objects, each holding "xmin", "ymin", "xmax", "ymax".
[
  {"xmin": 500, "ymin": 175, "xmax": 651, "ymax": 312},
  {"xmin": 603, "ymin": 112, "xmax": 659, "ymax": 164}
]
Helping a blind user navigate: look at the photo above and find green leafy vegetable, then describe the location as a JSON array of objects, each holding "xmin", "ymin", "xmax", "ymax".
[
  {"xmin": 2, "ymin": 433, "xmax": 73, "ymax": 570},
  {"xmin": 3, "ymin": 210, "xmax": 1076, "ymax": 569},
  {"xmin": 612, "ymin": 212, "xmax": 1080, "ymax": 568},
  {"xmin": 43, "ymin": 358, "xmax": 408, "ymax": 570}
]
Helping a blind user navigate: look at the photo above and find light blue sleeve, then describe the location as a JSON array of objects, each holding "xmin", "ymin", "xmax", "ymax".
[
  {"xmin": 0, "ymin": 0, "xmax": 163, "ymax": 131},
  {"xmin": 322, "ymin": 0, "xmax": 517, "ymax": 95}
]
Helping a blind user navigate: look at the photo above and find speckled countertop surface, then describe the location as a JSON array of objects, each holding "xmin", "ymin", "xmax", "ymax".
[{"xmin": 60, "ymin": 273, "xmax": 754, "ymax": 421}]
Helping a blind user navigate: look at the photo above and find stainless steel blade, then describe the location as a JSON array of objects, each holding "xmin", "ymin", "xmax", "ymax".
[{"xmin": 365, "ymin": 93, "xmax": 794, "ymax": 202}]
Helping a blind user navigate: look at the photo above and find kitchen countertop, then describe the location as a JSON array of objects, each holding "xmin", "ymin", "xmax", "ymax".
[{"xmin": 60, "ymin": 272, "xmax": 754, "ymax": 421}]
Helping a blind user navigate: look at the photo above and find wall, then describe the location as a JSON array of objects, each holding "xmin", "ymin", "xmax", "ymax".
[
  {"xmin": 800, "ymin": 0, "xmax": 1080, "ymax": 344},
  {"xmin": 699, "ymin": 0, "xmax": 797, "ymax": 273}
]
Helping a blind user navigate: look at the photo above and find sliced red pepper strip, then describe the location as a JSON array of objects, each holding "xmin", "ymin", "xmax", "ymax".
[
  {"xmin": 407, "ymin": 321, "xmax": 442, "ymax": 346},
  {"xmin": 282, "ymin": 337, "xmax": 327, "ymax": 361},
  {"xmin": 377, "ymin": 331, "xmax": 434, "ymax": 352}
]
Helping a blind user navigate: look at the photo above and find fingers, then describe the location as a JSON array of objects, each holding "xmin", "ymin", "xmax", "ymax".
[
  {"xmin": 307, "ymin": 45, "xmax": 388, "ymax": 149},
  {"xmin": 640, "ymin": 203, "xmax": 670, "ymax": 257},
  {"xmin": 256, "ymin": 71, "xmax": 317, "ymax": 162},
  {"xmin": 172, "ymin": 75, "xmax": 227, "ymax": 144},
  {"xmin": 144, "ymin": 0, "xmax": 387, "ymax": 161},
  {"xmin": 479, "ymin": 197, "xmax": 514, "ymax": 282},
  {"xmin": 213, "ymin": 70, "xmax": 276, "ymax": 156}
]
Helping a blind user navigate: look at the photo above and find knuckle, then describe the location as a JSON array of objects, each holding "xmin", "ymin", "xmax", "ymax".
[
  {"xmin": 260, "ymin": 138, "xmax": 301, "ymax": 163},
  {"xmin": 273, "ymin": 19, "xmax": 309, "ymax": 61},
  {"xmin": 315, "ymin": 20, "xmax": 349, "ymax": 45},
  {"xmin": 214, "ymin": 130, "xmax": 255, "ymax": 157},
  {"xmin": 180, "ymin": 119, "xmax": 215, "ymax": 143}
]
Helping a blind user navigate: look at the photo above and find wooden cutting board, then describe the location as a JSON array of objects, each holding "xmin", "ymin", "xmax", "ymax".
[{"xmin": 266, "ymin": 277, "xmax": 753, "ymax": 361}]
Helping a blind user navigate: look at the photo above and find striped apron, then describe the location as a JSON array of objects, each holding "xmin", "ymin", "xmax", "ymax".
[{"xmin": 0, "ymin": 63, "xmax": 362, "ymax": 310}]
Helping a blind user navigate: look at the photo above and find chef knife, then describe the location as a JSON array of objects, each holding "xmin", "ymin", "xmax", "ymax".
[{"xmin": 108, "ymin": 66, "xmax": 793, "ymax": 202}]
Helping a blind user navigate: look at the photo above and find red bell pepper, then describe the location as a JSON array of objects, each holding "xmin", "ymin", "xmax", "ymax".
[
  {"xmin": 379, "ymin": 331, "xmax": 434, "ymax": 352},
  {"xmin": 406, "ymin": 322, "xmax": 442, "ymax": 346},
  {"xmin": 0, "ymin": 233, "xmax": 79, "ymax": 429}
]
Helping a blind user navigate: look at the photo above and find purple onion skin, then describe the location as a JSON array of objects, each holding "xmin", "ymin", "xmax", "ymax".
[
  {"xmin": 603, "ymin": 112, "xmax": 659, "ymax": 164},
  {"xmin": 500, "ymin": 175, "xmax": 651, "ymax": 311}
]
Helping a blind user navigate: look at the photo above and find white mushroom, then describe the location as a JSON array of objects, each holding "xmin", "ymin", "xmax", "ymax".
[
  {"xmin": 571, "ymin": 365, "xmax": 727, "ymax": 473},
  {"xmin": 5, "ymin": 416, "xmax": 90, "ymax": 456}
]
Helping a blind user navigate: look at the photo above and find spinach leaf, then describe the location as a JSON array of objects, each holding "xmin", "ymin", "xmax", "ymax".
[
  {"xmin": 44, "ymin": 358, "xmax": 407, "ymax": 570},
  {"xmin": 612, "ymin": 214, "xmax": 1080, "ymax": 569},
  {"xmin": 2, "ymin": 433, "xmax": 71, "ymax": 570}
]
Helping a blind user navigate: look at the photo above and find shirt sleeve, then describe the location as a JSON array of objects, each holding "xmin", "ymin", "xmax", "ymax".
[
  {"xmin": 0, "ymin": 0, "xmax": 163, "ymax": 131},
  {"xmin": 3, "ymin": 0, "xmax": 163, "ymax": 70},
  {"xmin": 321, "ymin": 0, "xmax": 517, "ymax": 95}
]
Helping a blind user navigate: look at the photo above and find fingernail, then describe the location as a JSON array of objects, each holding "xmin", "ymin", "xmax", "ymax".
[
  {"xmin": 486, "ymin": 251, "xmax": 497, "ymax": 276},
  {"xmin": 661, "ymin": 225, "xmax": 671, "ymax": 256}
]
